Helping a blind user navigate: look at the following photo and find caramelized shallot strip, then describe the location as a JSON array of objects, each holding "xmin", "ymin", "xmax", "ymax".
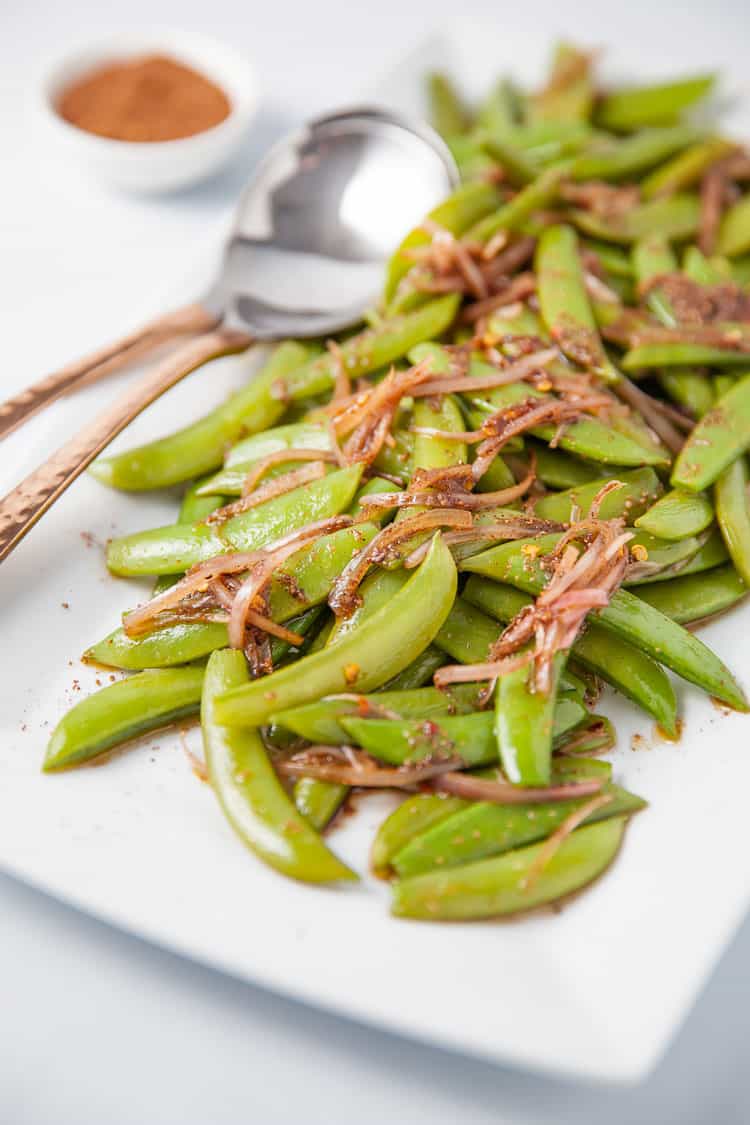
[
  {"xmin": 206, "ymin": 462, "xmax": 328, "ymax": 525},
  {"xmin": 409, "ymin": 347, "xmax": 559, "ymax": 396},
  {"xmin": 328, "ymin": 511, "xmax": 471, "ymax": 618},
  {"xmin": 240, "ymin": 448, "xmax": 337, "ymax": 496},
  {"xmin": 277, "ymin": 746, "xmax": 461, "ymax": 787},
  {"xmin": 520, "ymin": 793, "xmax": 613, "ymax": 889},
  {"xmin": 432, "ymin": 771, "xmax": 605, "ymax": 805}
]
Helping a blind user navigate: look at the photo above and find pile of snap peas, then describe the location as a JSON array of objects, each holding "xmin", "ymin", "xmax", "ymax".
[{"xmin": 46, "ymin": 44, "xmax": 750, "ymax": 922}]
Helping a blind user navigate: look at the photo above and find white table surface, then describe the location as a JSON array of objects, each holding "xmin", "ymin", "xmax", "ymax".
[{"xmin": 2, "ymin": 0, "xmax": 749, "ymax": 1120}]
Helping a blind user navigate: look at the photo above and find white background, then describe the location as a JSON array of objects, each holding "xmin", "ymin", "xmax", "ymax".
[{"xmin": 2, "ymin": 0, "xmax": 750, "ymax": 1121}]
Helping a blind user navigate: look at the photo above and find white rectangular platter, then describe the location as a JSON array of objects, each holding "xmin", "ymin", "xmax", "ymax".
[{"xmin": 2, "ymin": 19, "xmax": 750, "ymax": 1083}]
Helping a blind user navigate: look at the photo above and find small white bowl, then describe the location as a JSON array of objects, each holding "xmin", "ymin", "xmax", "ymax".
[{"xmin": 39, "ymin": 30, "xmax": 259, "ymax": 193}]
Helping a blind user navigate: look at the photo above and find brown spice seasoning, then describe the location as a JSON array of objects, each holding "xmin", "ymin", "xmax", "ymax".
[{"xmin": 56, "ymin": 54, "xmax": 231, "ymax": 142}]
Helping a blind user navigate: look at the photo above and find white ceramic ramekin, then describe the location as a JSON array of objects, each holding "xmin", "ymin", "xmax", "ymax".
[{"xmin": 39, "ymin": 30, "xmax": 259, "ymax": 193}]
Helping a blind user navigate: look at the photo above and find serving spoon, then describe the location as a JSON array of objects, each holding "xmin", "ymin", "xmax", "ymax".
[{"xmin": 0, "ymin": 106, "xmax": 457, "ymax": 563}]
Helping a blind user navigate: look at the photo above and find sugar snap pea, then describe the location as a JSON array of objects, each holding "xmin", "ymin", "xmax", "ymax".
[
  {"xmin": 536, "ymin": 224, "xmax": 618, "ymax": 380},
  {"xmin": 635, "ymin": 488, "xmax": 714, "ymax": 540},
  {"xmin": 641, "ymin": 137, "xmax": 736, "ymax": 199},
  {"xmin": 340, "ymin": 695, "xmax": 586, "ymax": 770},
  {"xmin": 635, "ymin": 564, "xmax": 747, "ymax": 624},
  {"xmin": 570, "ymin": 193, "xmax": 700, "ymax": 244},
  {"xmin": 372, "ymin": 795, "xmax": 468, "ymax": 878},
  {"xmin": 534, "ymin": 467, "xmax": 662, "ymax": 523},
  {"xmin": 90, "ymin": 342, "xmax": 311, "ymax": 491},
  {"xmin": 571, "ymin": 126, "xmax": 701, "ymax": 183},
  {"xmin": 44, "ymin": 666, "xmax": 205, "ymax": 771},
  {"xmin": 595, "ymin": 74, "xmax": 715, "ymax": 131},
  {"xmin": 106, "ymin": 464, "xmax": 363, "ymax": 576},
  {"xmin": 716, "ymin": 194, "xmax": 750, "ymax": 258},
  {"xmin": 672, "ymin": 374, "xmax": 750, "ymax": 491},
  {"xmin": 391, "ymin": 818, "xmax": 626, "ymax": 921},
  {"xmin": 715, "ymin": 456, "xmax": 750, "ymax": 585},
  {"xmin": 202, "ymin": 650, "xmax": 355, "ymax": 882}
]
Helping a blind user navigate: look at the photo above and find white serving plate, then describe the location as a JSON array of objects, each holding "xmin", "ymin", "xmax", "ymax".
[{"xmin": 2, "ymin": 24, "xmax": 750, "ymax": 1085}]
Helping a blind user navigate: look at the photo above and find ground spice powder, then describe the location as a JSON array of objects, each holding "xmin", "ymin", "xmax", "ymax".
[{"xmin": 56, "ymin": 54, "xmax": 231, "ymax": 142}]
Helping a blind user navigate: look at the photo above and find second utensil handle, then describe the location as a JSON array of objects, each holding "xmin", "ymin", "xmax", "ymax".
[
  {"xmin": 0, "ymin": 326, "xmax": 252, "ymax": 564},
  {"xmin": 0, "ymin": 302, "xmax": 219, "ymax": 442}
]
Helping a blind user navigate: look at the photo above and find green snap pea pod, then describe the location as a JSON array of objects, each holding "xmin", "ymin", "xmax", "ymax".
[
  {"xmin": 583, "ymin": 239, "xmax": 634, "ymax": 279},
  {"xmin": 202, "ymin": 650, "xmax": 355, "ymax": 883},
  {"xmin": 393, "ymin": 780, "xmax": 644, "ymax": 878},
  {"xmin": 44, "ymin": 666, "xmax": 205, "ymax": 771},
  {"xmin": 572, "ymin": 126, "xmax": 701, "ymax": 182},
  {"xmin": 658, "ymin": 369, "xmax": 715, "ymax": 418},
  {"xmin": 633, "ymin": 526, "xmax": 728, "ymax": 583},
  {"xmin": 383, "ymin": 183, "xmax": 501, "ymax": 303},
  {"xmin": 392, "ymin": 391, "xmax": 468, "ymax": 554},
  {"xmin": 380, "ymin": 645, "xmax": 445, "ymax": 691},
  {"xmin": 595, "ymin": 74, "xmax": 715, "ymax": 131},
  {"xmin": 427, "ymin": 72, "xmax": 470, "ymax": 139},
  {"xmin": 279, "ymin": 296, "xmax": 460, "ymax": 402},
  {"xmin": 433, "ymin": 595, "xmax": 501, "ymax": 665},
  {"xmin": 570, "ymin": 193, "xmax": 700, "ymax": 245},
  {"xmin": 90, "ymin": 341, "xmax": 311, "ymax": 491},
  {"xmin": 715, "ymin": 456, "xmax": 750, "ymax": 585},
  {"xmin": 526, "ymin": 441, "xmax": 604, "ymax": 489},
  {"xmin": 197, "ymin": 422, "xmax": 332, "ymax": 494},
  {"xmin": 504, "ymin": 120, "xmax": 594, "ymax": 162},
  {"xmin": 151, "ymin": 479, "xmax": 228, "ymax": 595},
  {"xmin": 340, "ymin": 695, "xmax": 587, "ymax": 770},
  {"xmin": 672, "ymin": 374, "xmax": 750, "ymax": 491},
  {"xmin": 534, "ymin": 466, "xmax": 662, "ymax": 524},
  {"xmin": 315, "ymin": 567, "xmax": 411, "ymax": 825},
  {"xmin": 462, "ymin": 536, "xmax": 746, "ymax": 708},
  {"xmin": 391, "ymin": 817, "xmax": 626, "ymax": 921},
  {"xmin": 732, "ymin": 255, "xmax": 750, "ymax": 285},
  {"xmin": 635, "ymin": 489, "xmax": 714, "ymax": 540},
  {"xmin": 477, "ymin": 78, "xmax": 522, "ymax": 134},
  {"xmin": 479, "ymin": 136, "xmax": 537, "ymax": 187},
  {"xmin": 682, "ymin": 245, "xmax": 732, "ymax": 285},
  {"xmin": 462, "ymin": 572, "xmax": 678, "ymax": 732},
  {"xmin": 717, "ymin": 193, "xmax": 750, "ymax": 258},
  {"xmin": 535, "ymin": 224, "xmax": 618, "ymax": 380},
  {"xmin": 641, "ymin": 137, "xmax": 737, "ymax": 198},
  {"xmin": 530, "ymin": 43, "xmax": 594, "ymax": 123},
  {"xmin": 84, "ymin": 605, "xmax": 322, "ymax": 672},
  {"xmin": 371, "ymin": 794, "xmax": 468, "ymax": 877},
  {"xmin": 448, "ymin": 134, "xmax": 499, "ymax": 183},
  {"xmin": 624, "ymin": 343, "xmax": 750, "ymax": 371},
  {"xmin": 466, "ymin": 162, "xmax": 572, "ymax": 244},
  {"xmin": 635, "ymin": 564, "xmax": 747, "ymax": 624},
  {"xmin": 215, "ymin": 534, "xmax": 457, "ymax": 727},
  {"xmin": 632, "ymin": 235, "xmax": 678, "ymax": 324},
  {"xmin": 272, "ymin": 684, "xmax": 482, "ymax": 745},
  {"xmin": 178, "ymin": 477, "xmax": 227, "ymax": 522},
  {"xmin": 348, "ymin": 476, "xmax": 400, "ymax": 517},
  {"xmin": 292, "ymin": 776, "xmax": 348, "ymax": 832},
  {"xmin": 106, "ymin": 464, "xmax": 363, "ymax": 576},
  {"xmin": 495, "ymin": 652, "xmax": 566, "ymax": 786},
  {"xmin": 463, "ymin": 361, "xmax": 670, "ymax": 467}
]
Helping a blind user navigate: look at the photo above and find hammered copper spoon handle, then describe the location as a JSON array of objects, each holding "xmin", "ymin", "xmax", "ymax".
[
  {"xmin": 0, "ymin": 326, "xmax": 251, "ymax": 564},
  {"xmin": 0, "ymin": 302, "xmax": 219, "ymax": 442}
]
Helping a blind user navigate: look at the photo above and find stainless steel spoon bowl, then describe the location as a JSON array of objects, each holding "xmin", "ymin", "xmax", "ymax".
[
  {"xmin": 213, "ymin": 106, "xmax": 458, "ymax": 338},
  {"xmin": 0, "ymin": 105, "xmax": 457, "ymax": 562}
]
